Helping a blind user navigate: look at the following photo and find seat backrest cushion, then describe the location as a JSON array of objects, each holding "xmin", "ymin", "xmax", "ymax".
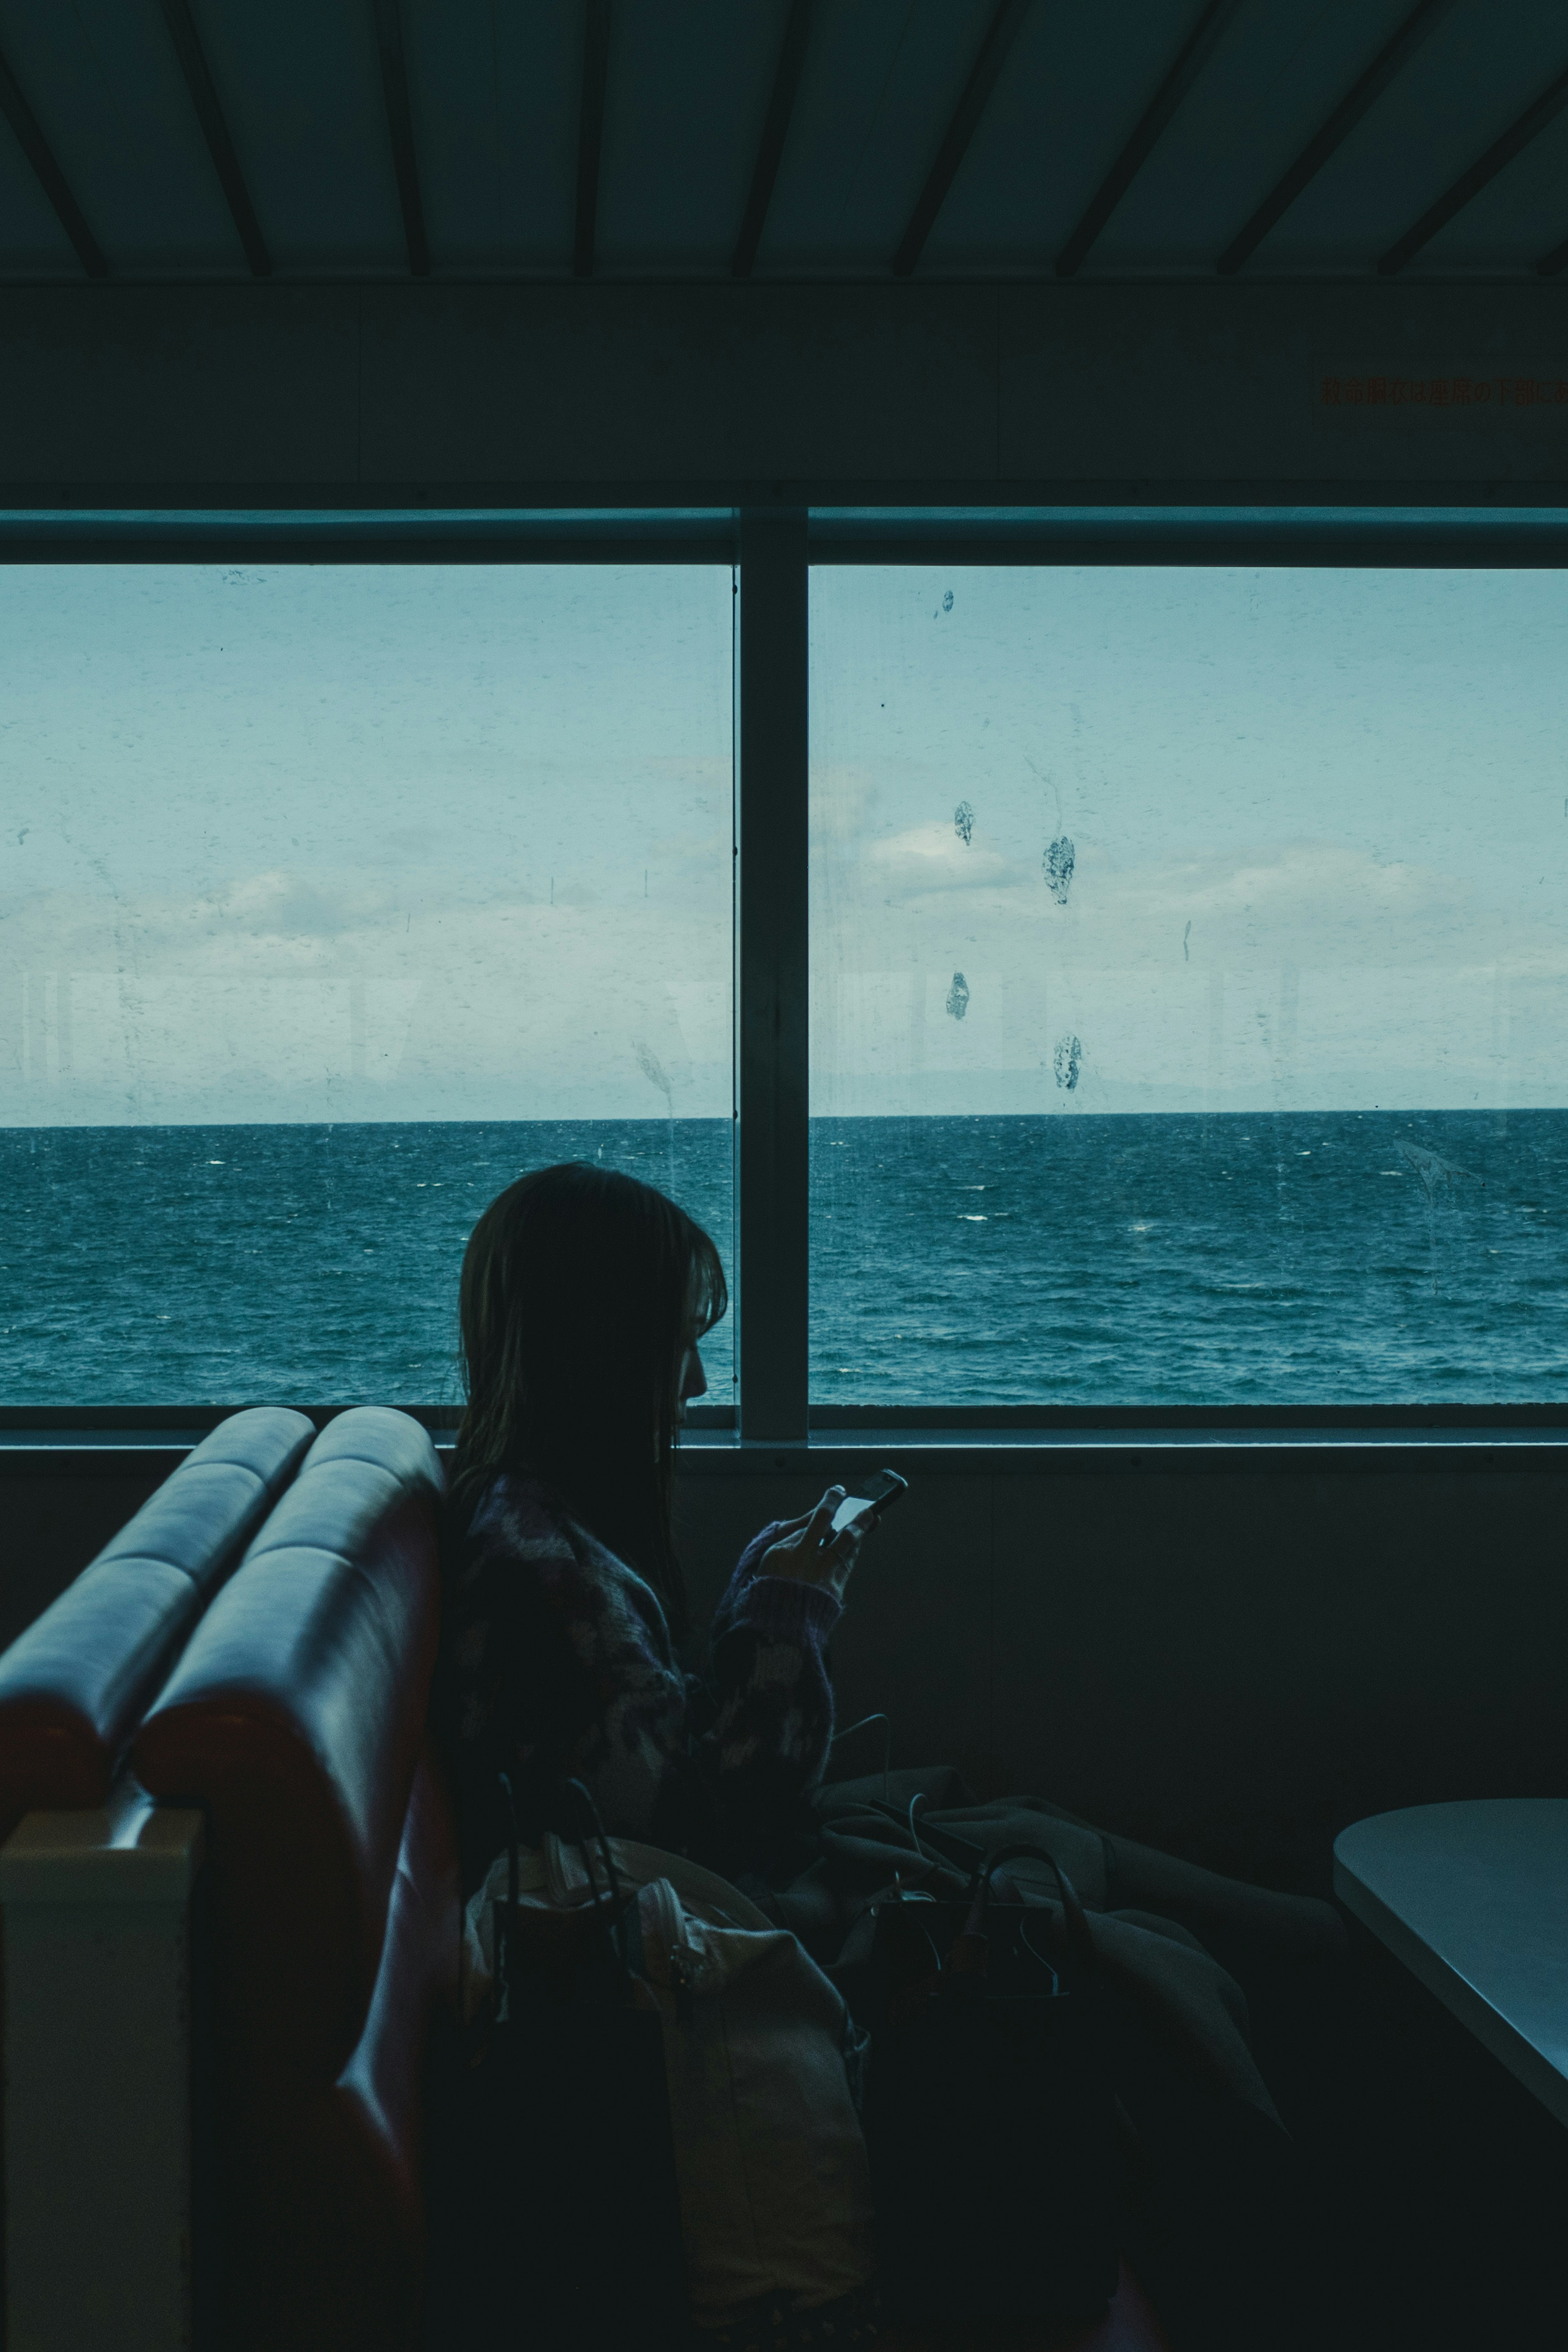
[
  {"xmin": 277, "ymin": 1750, "xmax": 459, "ymax": 2352},
  {"xmin": 132, "ymin": 1407, "xmax": 445, "ymax": 2088},
  {"xmin": 0, "ymin": 1407, "xmax": 316, "ymax": 1825}
]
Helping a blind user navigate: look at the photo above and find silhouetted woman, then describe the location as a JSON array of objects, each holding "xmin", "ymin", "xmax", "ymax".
[
  {"xmin": 431, "ymin": 1161, "xmax": 867, "ymax": 1895},
  {"xmin": 431, "ymin": 1165, "xmax": 1333, "ymax": 2352}
]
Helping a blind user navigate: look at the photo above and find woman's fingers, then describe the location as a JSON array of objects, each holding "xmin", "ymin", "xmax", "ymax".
[
  {"xmin": 804, "ymin": 1487, "xmax": 846, "ymax": 1550},
  {"xmin": 755, "ymin": 1490, "xmax": 855, "ymax": 1590},
  {"xmin": 827, "ymin": 1503, "xmax": 881, "ymax": 1595}
]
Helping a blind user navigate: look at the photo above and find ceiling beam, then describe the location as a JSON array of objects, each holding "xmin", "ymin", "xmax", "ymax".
[
  {"xmin": 159, "ymin": 0, "xmax": 269, "ymax": 277},
  {"xmin": 1216, "ymin": 0, "xmax": 1458, "ymax": 276},
  {"xmin": 732, "ymin": 0, "xmax": 813, "ymax": 279},
  {"xmin": 370, "ymin": 0, "xmax": 429, "ymax": 276},
  {"xmin": 575, "ymin": 0, "xmax": 612, "ymax": 279},
  {"xmin": 1379, "ymin": 60, "xmax": 1568, "ymax": 275},
  {"xmin": 1056, "ymin": 0, "xmax": 1243, "ymax": 278},
  {"xmin": 1538, "ymin": 230, "xmax": 1568, "ymax": 276},
  {"xmin": 0, "ymin": 40, "xmax": 105, "ymax": 278},
  {"xmin": 892, "ymin": 0, "xmax": 1032, "ymax": 279}
]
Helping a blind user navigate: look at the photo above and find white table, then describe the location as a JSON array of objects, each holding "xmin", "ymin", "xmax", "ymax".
[{"xmin": 1334, "ymin": 1799, "xmax": 1568, "ymax": 2130}]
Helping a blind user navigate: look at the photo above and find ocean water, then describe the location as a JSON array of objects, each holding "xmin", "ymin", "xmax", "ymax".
[
  {"xmin": 811, "ymin": 1110, "xmax": 1568, "ymax": 1404},
  {"xmin": 4, "ymin": 1112, "xmax": 1568, "ymax": 1407},
  {"xmin": 0, "ymin": 1121, "xmax": 732, "ymax": 1409}
]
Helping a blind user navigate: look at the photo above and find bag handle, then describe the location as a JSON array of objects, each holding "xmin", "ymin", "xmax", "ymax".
[
  {"xmin": 982, "ymin": 1843, "xmax": 1096, "ymax": 1982},
  {"xmin": 561, "ymin": 1777, "xmax": 641, "ymax": 1992},
  {"xmin": 490, "ymin": 1774, "xmax": 642, "ymax": 2009},
  {"xmin": 493, "ymin": 1770, "xmax": 522, "ymax": 2021}
]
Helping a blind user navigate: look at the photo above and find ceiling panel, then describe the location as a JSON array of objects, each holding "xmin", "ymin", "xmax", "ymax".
[
  {"xmin": 403, "ymin": 0, "xmax": 578, "ymax": 270},
  {"xmin": 0, "ymin": 0, "xmax": 1561, "ymax": 284},
  {"xmin": 0, "ymin": 98, "xmax": 81, "ymax": 275},
  {"xmin": 191, "ymin": 0, "xmax": 405, "ymax": 272},
  {"xmin": 1088, "ymin": 0, "xmax": 1417, "ymax": 272},
  {"xmin": 919, "ymin": 0, "xmax": 1200, "ymax": 270},
  {"xmin": 757, "ymin": 0, "xmax": 998, "ymax": 271},
  {"xmin": 1416, "ymin": 90, "xmax": 1568, "ymax": 269},
  {"xmin": 0, "ymin": 0, "xmax": 241, "ymax": 272},
  {"xmin": 1256, "ymin": 0, "xmax": 1568, "ymax": 267},
  {"xmin": 597, "ymin": 0, "xmax": 789, "ymax": 269}
]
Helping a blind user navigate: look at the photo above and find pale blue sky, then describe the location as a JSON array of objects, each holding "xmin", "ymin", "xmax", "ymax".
[
  {"xmin": 811, "ymin": 565, "xmax": 1568, "ymax": 1114},
  {"xmin": 4, "ymin": 559, "xmax": 1566, "ymax": 1125},
  {"xmin": 1, "ymin": 564, "xmax": 733, "ymax": 1122}
]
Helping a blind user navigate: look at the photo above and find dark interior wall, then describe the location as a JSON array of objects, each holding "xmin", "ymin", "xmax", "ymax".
[
  {"xmin": 0, "ymin": 279, "xmax": 1564, "ymax": 503},
  {"xmin": 675, "ymin": 1449, "xmax": 1568, "ymax": 1897},
  {"xmin": 11, "ymin": 1442, "xmax": 1562, "ymax": 1906}
]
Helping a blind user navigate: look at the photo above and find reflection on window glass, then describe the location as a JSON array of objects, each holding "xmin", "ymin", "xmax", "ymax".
[
  {"xmin": 1, "ymin": 566, "xmax": 733, "ymax": 1405},
  {"xmin": 810, "ymin": 566, "xmax": 1568, "ymax": 1403}
]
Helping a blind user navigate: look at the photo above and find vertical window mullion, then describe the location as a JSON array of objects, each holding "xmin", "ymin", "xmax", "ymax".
[{"xmin": 735, "ymin": 513, "xmax": 809, "ymax": 1440}]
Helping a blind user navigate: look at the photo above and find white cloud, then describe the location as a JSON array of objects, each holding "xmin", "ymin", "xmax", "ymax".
[{"xmin": 866, "ymin": 824, "xmax": 1016, "ymax": 895}]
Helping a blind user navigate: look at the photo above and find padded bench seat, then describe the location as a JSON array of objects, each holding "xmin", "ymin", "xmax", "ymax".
[{"xmin": 0, "ymin": 1408, "xmax": 315, "ymax": 1833}]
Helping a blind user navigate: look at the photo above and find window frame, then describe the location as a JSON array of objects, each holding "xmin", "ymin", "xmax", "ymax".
[{"xmin": 4, "ymin": 502, "xmax": 1568, "ymax": 1442}]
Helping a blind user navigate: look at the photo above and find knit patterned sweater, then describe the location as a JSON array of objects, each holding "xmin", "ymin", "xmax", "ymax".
[{"xmin": 432, "ymin": 1469, "xmax": 842, "ymax": 1891}]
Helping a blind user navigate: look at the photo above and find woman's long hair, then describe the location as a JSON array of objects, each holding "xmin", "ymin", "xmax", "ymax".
[{"xmin": 448, "ymin": 1163, "xmax": 726, "ymax": 1638}]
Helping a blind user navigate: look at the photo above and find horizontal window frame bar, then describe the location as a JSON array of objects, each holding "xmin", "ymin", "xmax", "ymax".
[
  {"xmin": 0, "ymin": 504, "xmax": 1565, "ymax": 567},
  {"xmin": 809, "ymin": 504, "xmax": 1568, "ymax": 566},
  {"xmin": 806, "ymin": 1401, "xmax": 1568, "ymax": 1430},
  {"xmin": 0, "ymin": 509, "xmax": 736, "ymax": 564},
  {"xmin": 0, "ymin": 1402, "xmax": 735, "ymax": 1439},
  {"xmin": 2, "ymin": 1402, "xmax": 1567, "ymax": 1439},
  {"xmin": 0, "ymin": 1403, "xmax": 460, "ymax": 1438}
]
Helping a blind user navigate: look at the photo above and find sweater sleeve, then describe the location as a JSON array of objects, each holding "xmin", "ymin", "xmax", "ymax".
[
  {"xmin": 692, "ymin": 1522, "xmax": 843, "ymax": 1844},
  {"xmin": 433, "ymin": 1482, "xmax": 840, "ymax": 1883}
]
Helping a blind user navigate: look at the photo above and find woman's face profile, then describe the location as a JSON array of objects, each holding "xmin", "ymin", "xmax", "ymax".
[
  {"xmin": 677, "ymin": 1342, "xmax": 708, "ymax": 1418},
  {"xmin": 676, "ymin": 1258, "xmax": 716, "ymax": 1422}
]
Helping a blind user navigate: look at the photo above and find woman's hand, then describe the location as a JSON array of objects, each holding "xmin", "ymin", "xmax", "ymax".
[{"xmin": 757, "ymin": 1486, "xmax": 871, "ymax": 1605}]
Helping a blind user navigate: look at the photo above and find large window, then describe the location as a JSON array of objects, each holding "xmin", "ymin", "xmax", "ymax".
[
  {"xmin": 1, "ymin": 564, "xmax": 733, "ymax": 1406},
  {"xmin": 10, "ymin": 534, "xmax": 1568, "ymax": 1418},
  {"xmin": 810, "ymin": 564, "xmax": 1568, "ymax": 1404}
]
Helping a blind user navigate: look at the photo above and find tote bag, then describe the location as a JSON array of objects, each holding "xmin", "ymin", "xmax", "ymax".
[
  {"xmin": 423, "ymin": 1790, "xmax": 688, "ymax": 2349},
  {"xmin": 457, "ymin": 1817, "xmax": 877, "ymax": 2332},
  {"xmin": 862, "ymin": 1839, "xmax": 1120, "ymax": 2323}
]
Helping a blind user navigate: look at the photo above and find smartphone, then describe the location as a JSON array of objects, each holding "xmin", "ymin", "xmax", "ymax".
[{"xmin": 829, "ymin": 1468, "xmax": 910, "ymax": 1538}]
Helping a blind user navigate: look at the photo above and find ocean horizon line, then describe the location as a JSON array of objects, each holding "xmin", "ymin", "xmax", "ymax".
[{"xmin": 4, "ymin": 1105, "xmax": 1566, "ymax": 1135}]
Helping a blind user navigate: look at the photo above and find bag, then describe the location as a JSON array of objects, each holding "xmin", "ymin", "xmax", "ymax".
[
  {"xmin": 862, "ymin": 1832, "xmax": 1120, "ymax": 2323},
  {"xmin": 424, "ymin": 1778, "xmax": 688, "ymax": 2349},
  {"xmin": 435, "ymin": 1780, "xmax": 876, "ymax": 2339}
]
